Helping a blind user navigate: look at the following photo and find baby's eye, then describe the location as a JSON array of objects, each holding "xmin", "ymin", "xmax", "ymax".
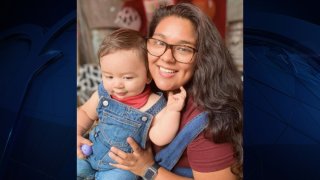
[
  {"xmin": 104, "ymin": 76, "xmax": 113, "ymax": 79},
  {"xmin": 123, "ymin": 76, "xmax": 134, "ymax": 80}
]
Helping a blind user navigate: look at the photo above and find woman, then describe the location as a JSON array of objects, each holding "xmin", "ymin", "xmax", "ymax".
[{"xmin": 109, "ymin": 3, "xmax": 243, "ymax": 180}]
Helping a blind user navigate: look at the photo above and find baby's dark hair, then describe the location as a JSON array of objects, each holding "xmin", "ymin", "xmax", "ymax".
[{"xmin": 98, "ymin": 28, "xmax": 147, "ymax": 68}]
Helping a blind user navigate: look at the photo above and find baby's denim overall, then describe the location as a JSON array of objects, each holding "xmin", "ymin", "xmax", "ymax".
[
  {"xmin": 155, "ymin": 112, "xmax": 208, "ymax": 178},
  {"xmin": 77, "ymin": 84, "xmax": 166, "ymax": 180}
]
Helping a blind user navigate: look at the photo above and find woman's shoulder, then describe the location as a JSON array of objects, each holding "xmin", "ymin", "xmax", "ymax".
[{"xmin": 177, "ymin": 98, "xmax": 235, "ymax": 172}]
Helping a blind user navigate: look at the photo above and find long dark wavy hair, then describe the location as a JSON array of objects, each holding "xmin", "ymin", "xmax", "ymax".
[{"xmin": 148, "ymin": 3, "xmax": 243, "ymax": 179}]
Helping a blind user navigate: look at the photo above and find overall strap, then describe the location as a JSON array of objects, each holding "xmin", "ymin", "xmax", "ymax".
[
  {"xmin": 97, "ymin": 82, "xmax": 110, "ymax": 98},
  {"xmin": 145, "ymin": 92, "xmax": 166, "ymax": 116},
  {"xmin": 155, "ymin": 112, "xmax": 208, "ymax": 170}
]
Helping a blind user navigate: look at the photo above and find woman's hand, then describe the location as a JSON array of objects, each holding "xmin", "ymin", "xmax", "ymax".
[
  {"xmin": 77, "ymin": 135, "xmax": 93, "ymax": 159},
  {"xmin": 109, "ymin": 137, "xmax": 154, "ymax": 176}
]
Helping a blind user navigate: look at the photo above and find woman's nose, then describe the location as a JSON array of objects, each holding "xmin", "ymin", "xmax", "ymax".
[{"xmin": 161, "ymin": 47, "xmax": 175, "ymax": 63}]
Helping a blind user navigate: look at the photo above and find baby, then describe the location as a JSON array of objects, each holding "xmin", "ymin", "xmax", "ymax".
[{"xmin": 77, "ymin": 28, "xmax": 186, "ymax": 180}]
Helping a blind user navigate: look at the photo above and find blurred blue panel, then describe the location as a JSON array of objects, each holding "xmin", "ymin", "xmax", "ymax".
[
  {"xmin": 0, "ymin": 11, "xmax": 76, "ymax": 179},
  {"xmin": 244, "ymin": 5, "xmax": 320, "ymax": 180}
]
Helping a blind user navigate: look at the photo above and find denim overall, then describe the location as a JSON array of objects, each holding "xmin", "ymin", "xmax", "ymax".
[
  {"xmin": 155, "ymin": 112, "xmax": 208, "ymax": 178},
  {"xmin": 77, "ymin": 84, "xmax": 166, "ymax": 180}
]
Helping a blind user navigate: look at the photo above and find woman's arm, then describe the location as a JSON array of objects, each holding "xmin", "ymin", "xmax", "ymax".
[
  {"xmin": 155, "ymin": 167, "xmax": 236, "ymax": 180},
  {"xmin": 109, "ymin": 137, "xmax": 237, "ymax": 180},
  {"xmin": 193, "ymin": 167, "xmax": 237, "ymax": 180}
]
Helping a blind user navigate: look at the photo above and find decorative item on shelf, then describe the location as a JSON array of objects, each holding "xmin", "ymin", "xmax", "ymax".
[
  {"xmin": 114, "ymin": 6, "xmax": 142, "ymax": 31},
  {"xmin": 116, "ymin": 0, "xmax": 148, "ymax": 35}
]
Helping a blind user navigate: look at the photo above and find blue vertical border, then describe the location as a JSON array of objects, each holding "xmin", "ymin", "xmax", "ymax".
[
  {"xmin": 0, "ymin": 0, "xmax": 76, "ymax": 179},
  {"xmin": 244, "ymin": 0, "xmax": 320, "ymax": 179}
]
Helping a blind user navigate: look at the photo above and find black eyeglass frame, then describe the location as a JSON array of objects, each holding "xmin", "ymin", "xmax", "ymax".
[{"xmin": 146, "ymin": 37, "xmax": 198, "ymax": 64}]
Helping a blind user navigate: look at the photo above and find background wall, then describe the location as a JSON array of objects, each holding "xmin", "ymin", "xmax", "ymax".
[
  {"xmin": 77, "ymin": 0, "xmax": 243, "ymax": 68},
  {"xmin": 77, "ymin": 0, "xmax": 243, "ymax": 104}
]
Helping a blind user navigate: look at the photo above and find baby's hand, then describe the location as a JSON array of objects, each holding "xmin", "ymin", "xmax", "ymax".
[
  {"xmin": 167, "ymin": 86, "xmax": 187, "ymax": 112},
  {"xmin": 77, "ymin": 135, "xmax": 93, "ymax": 159}
]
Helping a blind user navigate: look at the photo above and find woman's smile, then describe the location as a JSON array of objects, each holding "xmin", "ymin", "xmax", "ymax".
[{"xmin": 159, "ymin": 66, "xmax": 177, "ymax": 78}]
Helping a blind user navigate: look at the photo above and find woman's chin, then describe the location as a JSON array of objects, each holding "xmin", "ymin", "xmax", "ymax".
[{"xmin": 155, "ymin": 81, "xmax": 177, "ymax": 91}]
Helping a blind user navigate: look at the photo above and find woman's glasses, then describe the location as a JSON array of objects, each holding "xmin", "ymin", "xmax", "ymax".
[{"xmin": 146, "ymin": 38, "xmax": 197, "ymax": 64}]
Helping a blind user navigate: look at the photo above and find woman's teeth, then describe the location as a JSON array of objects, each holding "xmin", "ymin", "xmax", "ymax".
[{"xmin": 160, "ymin": 67, "xmax": 175, "ymax": 73}]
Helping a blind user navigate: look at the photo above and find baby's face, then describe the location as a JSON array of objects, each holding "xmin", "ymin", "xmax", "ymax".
[{"xmin": 100, "ymin": 49, "xmax": 150, "ymax": 99}]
